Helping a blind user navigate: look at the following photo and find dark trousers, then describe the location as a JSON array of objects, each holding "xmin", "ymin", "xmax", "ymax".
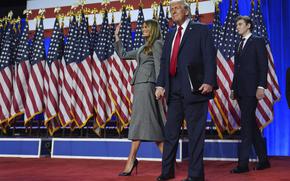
[
  {"xmin": 237, "ymin": 96, "xmax": 268, "ymax": 167},
  {"xmin": 161, "ymin": 73, "xmax": 208, "ymax": 178}
]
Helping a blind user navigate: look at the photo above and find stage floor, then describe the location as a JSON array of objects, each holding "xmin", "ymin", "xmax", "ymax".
[{"xmin": 0, "ymin": 157, "xmax": 289, "ymax": 181}]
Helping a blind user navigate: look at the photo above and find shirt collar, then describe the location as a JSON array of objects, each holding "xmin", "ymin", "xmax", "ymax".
[
  {"xmin": 177, "ymin": 18, "xmax": 190, "ymax": 31},
  {"xmin": 243, "ymin": 33, "xmax": 252, "ymax": 41}
]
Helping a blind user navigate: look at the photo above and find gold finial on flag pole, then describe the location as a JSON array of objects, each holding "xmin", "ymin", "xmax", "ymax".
[
  {"xmin": 79, "ymin": 0, "xmax": 86, "ymax": 9},
  {"xmin": 151, "ymin": 1, "xmax": 158, "ymax": 19},
  {"xmin": 38, "ymin": 8, "xmax": 46, "ymax": 20},
  {"xmin": 91, "ymin": 8, "xmax": 98, "ymax": 24},
  {"xmin": 54, "ymin": 7, "xmax": 61, "ymax": 14},
  {"xmin": 139, "ymin": 0, "xmax": 144, "ymax": 8},
  {"xmin": 23, "ymin": 9, "xmax": 32, "ymax": 22},
  {"xmin": 210, "ymin": 0, "xmax": 222, "ymax": 6},
  {"xmin": 110, "ymin": 7, "xmax": 116, "ymax": 23},
  {"xmin": 126, "ymin": 5, "xmax": 133, "ymax": 19},
  {"xmin": 102, "ymin": 0, "xmax": 111, "ymax": 6},
  {"xmin": 54, "ymin": 7, "xmax": 61, "ymax": 22},
  {"xmin": 8, "ymin": 11, "xmax": 13, "ymax": 20},
  {"xmin": 162, "ymin": 0, "xmax": 170, "ymax": 6}
]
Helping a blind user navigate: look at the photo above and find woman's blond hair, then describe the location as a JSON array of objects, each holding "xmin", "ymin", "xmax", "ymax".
[{"xmin": 143, "ymin": 19, "xmax": 161, "ymax": 55}]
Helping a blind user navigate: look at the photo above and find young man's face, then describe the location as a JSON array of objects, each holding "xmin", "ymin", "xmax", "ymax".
[{"xmin": 236, "ymin": 19, "xmax": 251, "ymax": 36}]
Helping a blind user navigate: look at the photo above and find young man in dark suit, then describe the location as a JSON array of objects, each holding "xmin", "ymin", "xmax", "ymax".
[
  {"xmin": 155, "ymin": 0, "xmax": 217, "ymax": 180},
  {"xmin": 230, "ymin": 15, "xmax": 270, "ymax": 173}
]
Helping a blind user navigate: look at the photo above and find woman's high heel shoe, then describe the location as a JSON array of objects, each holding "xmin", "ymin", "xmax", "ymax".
[{"xmin": 118, "ymin": 159, "xmax": 139, "ymax": 176}]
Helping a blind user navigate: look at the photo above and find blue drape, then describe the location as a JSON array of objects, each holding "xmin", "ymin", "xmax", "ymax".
[{"xmin": 219, "ymin": 0, "xmax": 290, "ymax": 156}]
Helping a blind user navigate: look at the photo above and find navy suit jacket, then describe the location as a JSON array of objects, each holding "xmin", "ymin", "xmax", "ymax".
[
  {"xmin": 157, "ymin": 21, "xmax": 217, "ymax": 103},
  {"xmin": 231, "ymin": 35, "xmax": 268, "ymax": 97}
]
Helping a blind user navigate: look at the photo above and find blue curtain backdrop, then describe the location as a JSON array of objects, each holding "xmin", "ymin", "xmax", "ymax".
[
  {"xmin": 42, "ymin": 0, "xmax": 290, "ymax": 156},
  {"xmin": 219, "ymin": 0, "xmax": 290, "ymax": 156}
]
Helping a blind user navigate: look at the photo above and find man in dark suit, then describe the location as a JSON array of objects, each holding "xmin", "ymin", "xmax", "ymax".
[
  {"xmin": 286, "ymin": 68, "xmax": 290, "ymax": 108},
  {"xmin": 230, "ymin": 15, "xmax": 270, "ymax": 173},
  {"xmin": 155, "ymin": 0, "xmax": 216, "ymax": 180}
]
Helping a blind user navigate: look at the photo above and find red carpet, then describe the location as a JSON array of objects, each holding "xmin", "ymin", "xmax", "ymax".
[{"xmin": 0, "ymin": 157, "xmax": 289, "ymax": 181}]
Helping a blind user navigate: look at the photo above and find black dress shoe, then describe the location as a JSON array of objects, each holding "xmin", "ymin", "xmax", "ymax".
[
  {"xmin": 181, "ymin": 176, "xmax": 204, "ymax": 181},
  {"xmin": 230, "ymin": 166, "xmax": 249, "ymax": 173},
  {"xmin": 156, "ymin": 175, "xmax": 175, "ymax": 181},
  {"xmin": 254, "ymin": 161, "xmax": 271, "ymax": 170}
]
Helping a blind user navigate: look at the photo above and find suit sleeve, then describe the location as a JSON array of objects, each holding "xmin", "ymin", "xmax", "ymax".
[
  {"xmin": 201, "ymin": 25, "xmax": 217, "ymax": 89},
  {"xmin": 231, "ymin": 45, "xmax": 239, "ymax": 91},
  {"xmin": 114, "ymin": 40, "xmax": 138, "ymax": 60},
  {"xmin": 286, "ymin": 68, "xmax": 290, "ymax": 108},
  {"xmin": 256, "ymin": 38, "xmax": 268, "ymax": 88},
  {"xmin": 152, "ymin": 40, "xmax": 164, "ymax": 82},
  {"xmin": 156, "ymin": 35, "xmax": 170, "ymax": 88}
]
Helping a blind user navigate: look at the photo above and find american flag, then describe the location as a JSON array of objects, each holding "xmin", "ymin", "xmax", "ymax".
[
  {"xmin": 92, "ymin": 11, "xmax": 115, "ymax": 129},
  {"xmin": 250, "ymin": 0, "xmax": 280, "ymax": 128},
  {"xmin": 105, "ymin": 7, "xmax": 132, "ymax": 130},
  {"xmin": 110, "ymin": 15, "xmax": 116, "ymax": 43},
  {"xmin": 194, "ymin": 1, "xmax": 200, "ymax": 22},
  {"xmin": 209, "ymin": 3, "xmax": 227, "ymax": 137},
  {"xmin": 110, "ymin": 7, "xmax": 134, "ymax": 129},
  {"xmin": 0, "ymin": 21, "xmax": 4, "ymax": 54},
  {"xmin": 10, "ymin": 20, "xmax": 31, "ymax": 122},
  {"xmin": 44, "ymin": 17, "xmax": 63, "ymax": 135},
  {"xmin": 10, "ymin": 23, "xmax": 21, "ymax": 66},
  {"xmin": 158, "ymin": 2, "xmax": 169, "ymax": 40},
  {"xmin": 0, "ymin": 22, "xmax": 13, "ymax": 128},
  {"xmin": 214, "ymin": 0, "xmax": 241, "ymax": 133},
  {"xmin": 119, "ymin": 7, "xmax": 133, "ymax": 51},
  {"xmin": 70, "ymin": 12, "xmax": 94, "ymax": 128},
  {"xmin": 58, "ymin": 16, "xmax": 78, "ymax": 127},
  {"xmin": 212, "ymin": 3, "xmax": 222, "ymax": 49},
  {"xmin": 133, "ymin": 5, "xmax": 145, "ymax": 49},
  {"xmin": 90, "ymin": 15, "xmax": 99, "ymax": 56},
  {"xmin": 24, "ymin": 18, "xmax": 46, "ymax": 125}
]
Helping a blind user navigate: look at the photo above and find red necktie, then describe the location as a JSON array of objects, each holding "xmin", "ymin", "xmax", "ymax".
[{"xmin": 170, "ymin": 26, "xmax": 183, "ymax": 77}]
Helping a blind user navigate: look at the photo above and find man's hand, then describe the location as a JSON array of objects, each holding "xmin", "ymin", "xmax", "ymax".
[
  {"xmin": 230, "ymin": 90, "xmax": 236, "ymax": 100},
  {"xmin": 198, "ymin": 84, "xmax": 213, "ymax": 94},
  {"xmin": 256, "ymin": 87, "xmax": 265, "ymax": 100},
  {"xmin": 155, "ymin": 87, "xmax": 165, "ymax": 100}
]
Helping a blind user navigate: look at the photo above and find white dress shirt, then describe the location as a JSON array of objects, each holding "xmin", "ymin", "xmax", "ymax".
[
  {"xmin": 241, "ymin": 32, "xmax": 252, "ymax": 49},
  {"xmin": 170, "ymin": 18, "xmax": 191, "ymax": 59}
]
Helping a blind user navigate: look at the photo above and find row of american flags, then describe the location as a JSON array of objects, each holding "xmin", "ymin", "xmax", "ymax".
[
  {"xmin": 0, "ymin": 0, "xmax": 280, "ymax": 136},
  {"xmin": 0, "ymin": 2, "xmax": 171, "ymax": 135}
]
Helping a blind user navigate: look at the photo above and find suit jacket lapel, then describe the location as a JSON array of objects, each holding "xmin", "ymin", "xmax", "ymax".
[
  {"xmin": 178, "ymin": 21, "xmax": 192, "ymax": 54},
  {"xmin": 168, "ymin": 29, "xmax": 176, "ymax": 59},
  {"xmin": 240, "ymin": 35, "xmax": 253, "ymax": 56}
]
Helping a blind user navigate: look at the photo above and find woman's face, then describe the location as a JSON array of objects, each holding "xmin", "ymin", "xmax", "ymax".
[{"xmin": 142, "ymin": 23, "xmax": 150, "ymax": 38}]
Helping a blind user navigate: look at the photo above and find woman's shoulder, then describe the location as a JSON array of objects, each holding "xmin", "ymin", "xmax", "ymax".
[{"xmin": 153, "ymin": 39, "xmax": 164, "ymax": 48}]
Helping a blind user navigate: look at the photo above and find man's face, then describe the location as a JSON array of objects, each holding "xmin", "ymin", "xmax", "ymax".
[
  {"xmin": 236, "ymin": 19, "xmax": 251, "ymax": 36},
  {"xmin": 170, "ymin": 2, "xmax": 188, "ymax": 25}
]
